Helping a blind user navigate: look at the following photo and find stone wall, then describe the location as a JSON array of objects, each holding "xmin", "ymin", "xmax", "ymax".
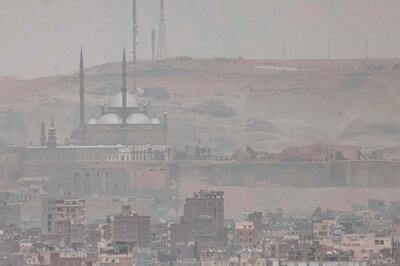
[{"xmin": 170, "ymin": 160, "xmax": 400, "ymax": 188}]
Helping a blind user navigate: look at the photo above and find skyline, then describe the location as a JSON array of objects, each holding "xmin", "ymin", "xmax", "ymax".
[{"xmin": 2, "ymin": 0, "xmax": 400, "ymax": 78}]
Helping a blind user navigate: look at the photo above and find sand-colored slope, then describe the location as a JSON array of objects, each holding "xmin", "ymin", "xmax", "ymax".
[{"xmin": 2, "ymin": 58, "xmax": 400, "ymax": 152}]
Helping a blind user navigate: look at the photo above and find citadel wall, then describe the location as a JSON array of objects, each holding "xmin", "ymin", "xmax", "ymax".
[{"xmin": 170, "ymin": 160, "xmax": 400, "ymax": 188}]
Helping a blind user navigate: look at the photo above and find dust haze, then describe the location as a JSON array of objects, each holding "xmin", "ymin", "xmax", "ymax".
[{"xmin": 1, "ymin": 1, "xmax": 400, "ymax": 265}]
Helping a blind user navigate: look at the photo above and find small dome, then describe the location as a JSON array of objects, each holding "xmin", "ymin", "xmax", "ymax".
[
  {"xmin": 98, "ymin": 113, "xmax": 122, "ymax": 124},
  {"xmin": 151, "ymin": 118, "xmax": 161, "ymax": 125},
  {"xmin": 88, "ymin": 118, "xmax": 97, "ymax": 125},
  {"xmin": 127, "ymin": 113, "xmax": 150, "ymax": 124},
  {"xmin": 136, "ymin": 87, "xmax": 144, "ymax": 96},
  {"xmin": 108, "ymin": 92, "xmax": 139, "ymax": 108}
]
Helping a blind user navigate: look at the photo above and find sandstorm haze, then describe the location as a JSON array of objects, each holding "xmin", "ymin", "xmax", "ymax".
[
  {"xmin": 3, "ymin": 1, "xmax": 400, "ymax": 265},
  {"xmin": 1, "ymin": 0, "xmax": 400, "ymax": 78}
]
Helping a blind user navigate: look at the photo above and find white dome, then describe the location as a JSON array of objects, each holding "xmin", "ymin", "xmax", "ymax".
[
  {"xmin": 127, "ymin": 113, "xmax": 150, "ymax": 124},
  {"xmin": 108, "ymin": 92, "xmax": 139, "ymax": 108},
  {"xmin": 136, "ymin": 87, "xmax": 144, "ymax": 96},
  {"xmin": 88, "ymin": 118, "xmax": 97, "ymax": 125},
  {"xmin": 98, "ymin": 113, "xmax": 122, "ymax": 124},
  {"xmin": 151, "ymin": 118, "xmax": 161, "ymax": 125}
]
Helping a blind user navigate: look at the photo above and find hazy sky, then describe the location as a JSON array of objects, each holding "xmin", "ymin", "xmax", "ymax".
[{"xmin": 1, "ymin": 0, "xmax": 400, "ymax": 78}]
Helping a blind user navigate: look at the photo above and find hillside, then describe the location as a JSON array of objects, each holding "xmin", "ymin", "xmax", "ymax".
[{"xmin": 2, "ymin": 57, "xmax": 400, "ymax": 153}]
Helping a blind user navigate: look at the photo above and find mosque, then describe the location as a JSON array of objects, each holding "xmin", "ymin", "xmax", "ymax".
[
  {"xmin": 71, "ymin": 48, "xmax": 168, "ymax": 146},
  {"xmin": 27, "ymin": 49, "xmax": 171, "ymax": 163}
]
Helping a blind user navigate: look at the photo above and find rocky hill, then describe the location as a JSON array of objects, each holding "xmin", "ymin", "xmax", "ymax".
[{"xmin": 2, "ymin": 57, "xmax": 400, "ymax": 153}]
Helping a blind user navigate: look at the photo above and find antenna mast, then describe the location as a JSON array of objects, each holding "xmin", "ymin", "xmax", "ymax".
[
  {"xmin": 157, "ymin": 0, "xmax": 167, "ymax": 60},
  {"xmin": 132, "ymin": 0, "xmax": 137, "ymax": 64},
  {"xmin": 151, "ymin": 29, "xmax": 155, "ymax": 63},
  {"xmin": 328, "ymin": 39, "xmax": 331, "ymax": 60},
  {"xmin": 282, "ymin": 40, "xmax": 286, "ymax": 59},
  {"xmin": 132, "ymin": 0, "xmax": 137, "ymax": 91}
]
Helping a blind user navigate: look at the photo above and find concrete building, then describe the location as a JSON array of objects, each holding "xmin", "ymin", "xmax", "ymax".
[
  {"xmin": 0, "ymin": 201, "xmax": 20, "ymax": 229},
  {"xmin": 233, "ymin": 221, "xmax": 259, "ymax": 250},
  {"xmin": 41, "ymin": 195, "xmax": 86, "ymax": 247},
  {"xmin": 313, "ymin": 218, "xmax": 336, "ymax": 239},
  {"xmin": 41, "ymin": 195, "xmax": 86, "ymax": 234},
  {"xmin": 170, "ymin": 217, "xmax": 193, "ymax": 252},
  {"xmin": 335, "ymin": 234, "xmax": 392, "ymax": 261},
  {"xmin": 183, "ymin": 190, "xmax": 224, "ymax": 240},
  {"xmin": 247, "ymin": 211, "xmax": 262, "ymax": 234},
  {"xmin": 112, "ymin": 205, "xmax": 150, "ymax": 247}
]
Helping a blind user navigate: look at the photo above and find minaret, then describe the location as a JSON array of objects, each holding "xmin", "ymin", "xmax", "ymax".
[
  {"xmin": 163, "ymin": 112, "xmax": 168, "ymax": 128},
  {"xmin": 40, "ymin": 122, "xmax": 46, "ymax": 146},
  {"xmin": 79, "ymin": 48, "xmax": 85, "ymax": 128},
  {"xmin": 122, "ymin": 48, "xmax": 127, "ymax": 124},
  {"xmin": 47, "ymin": 118, "xmax": 57, "ymax": 148}
]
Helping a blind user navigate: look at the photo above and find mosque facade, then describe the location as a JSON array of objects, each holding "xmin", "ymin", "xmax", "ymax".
[
  {"xmin": 71, "ymin": 48, "xmax": 168, "ymax": 147},
  {"xmin": 30, "ymin": 49, "xmax": 171, "ymax": 163}
]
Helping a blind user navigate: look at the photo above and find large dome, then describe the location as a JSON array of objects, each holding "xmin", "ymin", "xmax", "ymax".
[
  {"xmin": 108, "ymin": 92, "xmax": 139, "ymax": 108},
  {"xmin": 151, "ymin": 118, "xmax": 161, "ymax": 125},
  {"xmin": 88, "ymin": 118, "xmax": 97, "ymax": 125},
  {"xmin": 127, "ymin": 113, "xmax": 150, "ymax": 124},
  {"xmin": 98, "ymin": 113, "xmax": 122, "ymax": 124}
]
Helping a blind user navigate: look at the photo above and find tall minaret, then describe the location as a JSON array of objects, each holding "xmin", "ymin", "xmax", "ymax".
[
  {"xmin": 79, "ymin": 48, "xmax": 85, "ymax": 128},
  {"xmin": 47, "ymin": 118, "xmax": 57, "ymax": 148},
  {"xmin": 122, "ymin": 48, "xmax": 127, "ymax": 124}
]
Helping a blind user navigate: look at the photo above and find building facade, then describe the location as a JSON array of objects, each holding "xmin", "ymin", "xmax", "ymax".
[
  {"xmin": 113, "ymin": 205, "xmax": 150, "ymax": 247},
  {"xmin": 70, "ymin": 49, "xmax": 168, "ymax": 147},
  {"xmin": 183, "ymin": 190, "xmax": 225, "ymax": 241}
]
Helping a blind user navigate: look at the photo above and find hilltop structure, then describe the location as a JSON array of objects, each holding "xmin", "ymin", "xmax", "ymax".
[
  {"xmin": 71, "ymin": 49, "xmax": 168, "ymax": 147},
  {"xmin": 26, "ymin": 49, "xmax": 171, "ymax": 164},
  {"xmin": 14, "ymin": 49, "xmax": 171, "ymax": 198}
]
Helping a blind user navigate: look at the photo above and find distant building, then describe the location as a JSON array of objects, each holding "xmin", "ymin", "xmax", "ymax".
[
  {"xmin": 368, "ymin": 199, "xmax": 385, "ymax": 213},
  {"xmin": 183, "ymin": 190, "xmax": 225, "ymax": 240},
  {"xmin": 336, "ymin": 233, "xmax": 392, "ymax": 261},
  {"xmin": 170, "ymin": 190, "xmax": 225, "ymax": 257},
  {"xmin": 313, "ymin": 218, "xmax": 336, "ymax": 239},
  {"xmin": 247, "ymin": 211, "xmax": 262, "ymax": 234},
  {"xmin": 279, "ymin": 144, "xmax": 361, "ymax": 162},
  {"xmin": 233, "ymin": 144, "xmax": 362, "ymax": 162},
  {"xmin": 170, "ymin": 217, "xmax": 193, "ymax": 252},
  {"xmin": 0, "ymin": 201, "xmax": 20, "ymax": 229},
  {"xmin": 112, "ymin": 205, "xmax": 150, "ymax": 247},
  {"xmin": 233, "ymin": 221, "xmax": 259, "ymax": 250},
  {"xmin": 41, "ymin": 194, "xmax": 86, "ymax": 247}
]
